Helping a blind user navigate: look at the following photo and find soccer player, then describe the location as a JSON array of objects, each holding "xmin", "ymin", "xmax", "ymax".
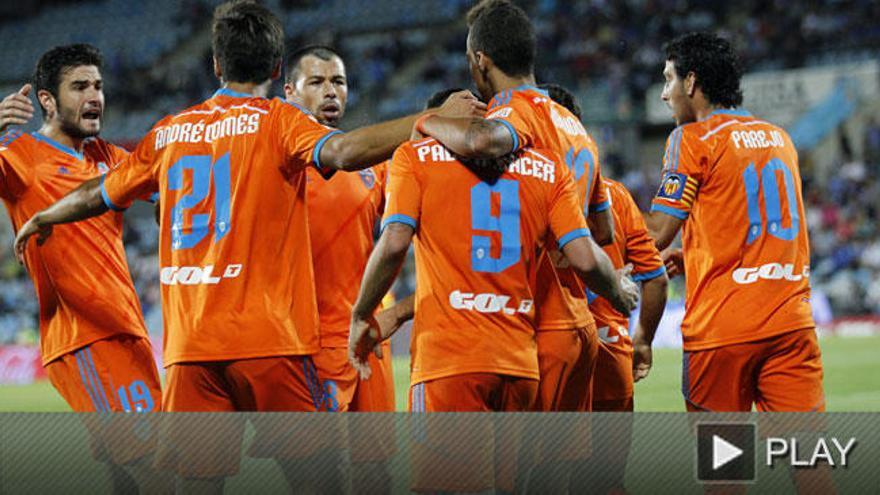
[
  {"xmin": 415, "ymin": 0, "xmax": 616, "ymax": 412},
  {"xmin": 646, "ymin": 32, "xmax": 824, "ymax": 413},
  {"xmin": 283, "ymin": 45, "xmax": 394, "ymax": 414},
  {"xmin": 0, "ymin": 43, "xmax": 163, "ymax": 492},
  {"xmin": 14, "ymin": 1, "xmax": 482, "ymax": 484}
]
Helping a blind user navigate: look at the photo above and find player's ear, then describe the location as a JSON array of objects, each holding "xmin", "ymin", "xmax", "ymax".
[
  {"xmin": 475, "ymin": 51, "xmax": 492, "ymax": 74},
  {"xmin": 36, "ymin": 90, "xmax": 55, "ymax": 119},
  {"xmin": 685, "ymin": 71, "xmax": 697, "ymax": 98},
  {"xmin": 282, "ymin": 81, "xmax": 295, "ymax": 100},
  {"xmin": 213, "ymin": 56, "xmax": 222, "ymax": 80}
]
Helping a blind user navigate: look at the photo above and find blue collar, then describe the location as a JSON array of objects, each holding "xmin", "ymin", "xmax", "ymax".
[
  {"xmin": 213, "ymin": 88, "xmax": 256, "ymax": 99},
  {"xmin": 706, "ymin": 108, "xmax": 751, "ymax": 119},
  {"xmin": 511, "ymin": 84, "xmax": 549, "ymax": 97},
  {"xmin": 31, "ymin": 132, "xmax": 84, "ymax": 160}
]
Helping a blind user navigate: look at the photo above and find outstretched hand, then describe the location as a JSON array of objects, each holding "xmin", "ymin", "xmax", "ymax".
[
  {"xmin": 348, "ymin": 314, "xmax": 382, "ymax": 379},
  {"xmin": 14, "ymin": 213, "xmax": 52, "ymax": 264}
]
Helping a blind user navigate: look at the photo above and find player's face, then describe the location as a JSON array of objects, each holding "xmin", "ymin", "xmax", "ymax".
[
  {"xmin": 285, "ymin": 55, "xmax": 348, "ymax": 127},
  {"xmin": 661, "ymin": 60, "xmax": 695, "ymax": 126},
  {"xmin": 466, "ymin": 31, "xmax": 493, "ymax": 102},
  {"xmin": 54, "ymin": 65, "xmax": 104, "ymax": 139}
]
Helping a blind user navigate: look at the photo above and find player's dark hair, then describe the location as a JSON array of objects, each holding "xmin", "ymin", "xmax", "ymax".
[
  {"xmin": 424, "ymin": 87, "xmax": 466, "ymax": 110},
  {"xmin": 33, "ymin": 43, "xmax": 103, "ymax": 119},
  {"xmin": 285, "ymin": 45, "xmax": 343, "ymax": 83},
  {"xmin": 538, "ymin": 83, "xmax": 582, "ymax": 120},
  {"xmin": 664, "ymin": 32, "xmax": 744, "ymax": 108},
  {"xmin": 466, "ymin": 0, "xmax": 535, "ymax": 78},
  {"xmin": 212, "ymin": 0, "xmax": 284, "ymax": 84}
]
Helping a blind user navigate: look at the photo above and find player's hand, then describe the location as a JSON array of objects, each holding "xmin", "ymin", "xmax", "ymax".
[
  {"xmin": 612, "ymin": 265, "xmax": 639, "ymax": 316},
  {"xmin": 661, "ymin": 247, "xmax": 684, "ymax": 278},
  {"xmin": 373, "ymin": 307, "xmax": 404, "ymax": 353},
  {"xmin": 631, "ymin": 332, "xmax": 653, "ymax": 382},
  {"xmin": 348, "ymin": 314, "xmax": 381, "ymax": 379},
  {"xmin": 434, "ymin": 90, "xmax": 487, "ymax": 119},
  {"xmin": 0, "ymin": 84, "xmax": 35, "ymax": 133},
  {"xmin": 14, "ymin": 213, "xmax": 52, "ymax": 264}
]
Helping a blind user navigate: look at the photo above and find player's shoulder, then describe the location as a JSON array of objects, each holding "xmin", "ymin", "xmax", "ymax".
[
  {"xmin": 0, "ymin": 128, "xmax": 28, "ymax": 153},
  {"xmin": 505, "ymin": 147, "xmax": 565, "ymax": 186}
]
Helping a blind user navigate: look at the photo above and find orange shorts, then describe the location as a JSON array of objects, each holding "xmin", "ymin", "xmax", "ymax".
[
  {"xmin": 45, "ymin": 335, "xmax": 161, "ymax": 464},
  {"xmin": 592, "ymin": 339, "xmax": 633, "ymax": 406},
  {"xmin": 157, "ymin": 355, "xmax": 330, "ymax": 478},
  {"xmin": 683, "ymin": 328, "xmax": 825, "ymax": 412},
  {"xmin": 349, "ymin": 341, "xmax": 396, "ymax": 463},
  {"xmin": 408, "ymin": 374, "xmax": 533, "ymax": 494},
  {"xmin": 351, "ymin": 341, "xmax": 395, "ymax": 412},
  {"xmin": 311, "ymin": 341, "xmax": 395, "ymax": 413},
  {"xmin": 409, "ymin": 373, "xmax": 538, "ymax": 412},
  {"xmin": 534, "ymin": 326, "xmax": 597, "ymax": 411}
]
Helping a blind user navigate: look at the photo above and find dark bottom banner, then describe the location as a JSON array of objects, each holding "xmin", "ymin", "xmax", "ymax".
[{"xmin": 0, "ymin": 413, "xmax": 875, "ymax": 493}]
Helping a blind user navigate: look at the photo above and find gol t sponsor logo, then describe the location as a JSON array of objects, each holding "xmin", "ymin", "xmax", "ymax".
[
  {"xmin": 161, "ymin": 264, "xmax": 243, "ymax": 285},
  {"xmin": 732, "ymin": 263, "xmax": 809, "ymax": 285},
  {"xmin": 449, "ymin": 290, "xmax": 533, "ymax": 315}
]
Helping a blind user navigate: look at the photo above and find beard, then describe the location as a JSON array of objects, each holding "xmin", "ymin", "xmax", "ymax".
[{"xmin": 57, "ymin": 105, "xmax": 100, "ymax": 140}]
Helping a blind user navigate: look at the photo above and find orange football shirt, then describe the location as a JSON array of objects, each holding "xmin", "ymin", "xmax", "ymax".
[
  {"xmin": 0, "ymin": 130, "xmax": 148, "ymax": 365},
  {"xmin": 650, "ymin": 109, "xmax": 814, "ymax": 350},
  {"xmin": 308, "ymin": 161, "xmax": 386, "ymax": 348},
  {"xmin": 102, "ymin": 88, "xmax": 341, "ymax": 366},
  {"xmin": 384, "ymin": 138, "xmax": 589, "ymax": 385},
  {"xmin": 486, "ymin": 85, "xmax": 608, "ymax": 331},
  {"xmin": 587, "ymin": 179, "xmax": 665, "ymax": 351}
]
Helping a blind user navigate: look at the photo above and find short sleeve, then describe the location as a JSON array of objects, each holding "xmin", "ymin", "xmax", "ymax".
[
  {"xmin": 101, "ymin": 129, "xmax": 160, "ymax": 211},
  {"xmin": 274, "ymin": 100, "xmax": 342, "ymax": 179},
  {"xmin": 0, "ymin": 130, "xmax": 32, "ymax": 200},
  {"xmin": 650, "ymin": 127, "xmax": 704, "ymax": 220},
  {"xmin": 485, "ymin": 92, "xmax": 534, "ymax": 153},
  {"xmin": 615, "ymin": 183, "xmax": 665, "ymax": 281},
  {"xmin": 548, "ymin": 160, "xmax": 590, "ymax": 248},
  {"xmin": 587, "ymin": 163, "xmax": 610, "ymax": 214},
  {"xmin": 381, "ymin": 145, "xmax": 421, "ymax": 232}
]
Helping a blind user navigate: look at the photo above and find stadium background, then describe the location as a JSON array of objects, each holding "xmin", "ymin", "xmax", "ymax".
[{"xmin": 0, "ymin": 0, "xmax": 878, "ymax": 411}]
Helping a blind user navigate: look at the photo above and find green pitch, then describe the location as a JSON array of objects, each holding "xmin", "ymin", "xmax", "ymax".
[{"xmin": 1, "ymin": 335, "xmax": 878, "ymax": 412}]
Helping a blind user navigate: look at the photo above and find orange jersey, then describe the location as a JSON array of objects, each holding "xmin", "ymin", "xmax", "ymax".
[
  {"xmin": 587, "ymin": 179, "xmax": 665, "ymax": 351},
  {"xmin": 308, "ymin": 162, "xmax": 386, "ymax": 348},
  {"xmin": 102, "ymin": 88, "xmax": 341, "ymax": 366},
  {"xmin": 0, "ymin": 130, "xmax": 148, "ymax": 365},
  {"xmin": 486, "ymin": 85, "xmax": 608, "ymax": 331},
  {"xmin": 650, "ymin": 110, "xmax": 814, "ymax": 350},
  {"xmin": 384, "ymin": 139, "xmax": 589, "ymax": 385}
]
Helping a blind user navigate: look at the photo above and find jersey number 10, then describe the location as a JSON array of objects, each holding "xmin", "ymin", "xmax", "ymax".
[
  {"xmin": 742, "ymin": 158, "xmax": 800, "ymax": 245},
  {"xmin": 168, "ymin": 153, "xmax": 232, "ymax": 250}
]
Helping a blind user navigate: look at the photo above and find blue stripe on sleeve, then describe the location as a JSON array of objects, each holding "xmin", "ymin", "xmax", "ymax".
[
  {"xmin": 381, "ymin": 214, "xmax": 417, "ymax": 232},
  {"xmin": 100, "ymin": 175, "xmax": 125, "ymax": 212},
  {"xmin": 632, "ymin": 266, "xmax": 667, "ymax": 282},
  {"xmin": 589, "ymin": 200, "xmax": 611, "ymax": 213},
  {"xmin": 494, "ymin": 118, "xmax": 520, "ymax": 153},
  {"xmin": 650, "ymin": 203, "xmax": 689, "ymax": 220},
  {"xmin": 312, "ymin": 130, "xmax": 344, "ymax": 171},
  {"xmin": 671, "ymin": 128, "xmax": 683, "ymax": 171},
  {"xmin": 558, "ymin": 227, "xmax": 591, "ymax": 249}
]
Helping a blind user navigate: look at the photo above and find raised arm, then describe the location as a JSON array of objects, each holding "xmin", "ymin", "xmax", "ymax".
[
  {"xmin": 14, "ymin": 176, "xmax": 106, "ymax": 262},
  {"xmin": 349, "ymin": 223, "xmax": 414, "ymax": 377},
  {"xmin": 319, "ymin": 91, "xmax": 486, "ymax": 171},
  {"xmin": 417, "ymin": 115, "xmax": 515, "ymax": 159},
  {"xmin": 561, "ymin": 236, "xmax": 638, "ymax": 316}
]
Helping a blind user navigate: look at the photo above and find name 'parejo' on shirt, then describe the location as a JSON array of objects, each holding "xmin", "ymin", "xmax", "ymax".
[
  {"xmin": 154, "ymin": 113, "xmax": 262, "ymax": 150},
  {"xmin": 416, "ymin": 143, "xmax": 556, "ymax": 183}
]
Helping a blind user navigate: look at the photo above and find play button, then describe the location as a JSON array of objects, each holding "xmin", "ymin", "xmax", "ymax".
[
  {"xmin": 713, "ymin": 435, "xmax": 743, "ymax": 470},
  {"xmin": 697, "ymin": 423, "xmax": 756, "ymax": 483}
]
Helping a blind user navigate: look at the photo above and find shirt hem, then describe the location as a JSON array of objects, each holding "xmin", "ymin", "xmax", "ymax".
[
  {"xmin": 682, "ymin": 324, "xmax": 815, "ymax": 352},
  {"xmin": 163, "ymin": 346, "xmax": 320, "ymax": 367},
  {"xmin": 42, "ymin": 330, "xmax": 148, "ymax": 366},
  {"xmin": 411, "ymin": 366, "xmax": 539, "ymax": 385}
]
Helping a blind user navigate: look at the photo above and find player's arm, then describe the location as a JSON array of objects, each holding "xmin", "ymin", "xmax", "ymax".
[
  {"xmin": 562, "ymin": 237, "xmax": 638, "ymax": 316},
  {"xmin": 349, "ymin": 223, "xmax": 413, "ymax": 377},
  {"xmin": 375, "ymin": 293, "xmax": 414, "ymax": 339},
  {"xmin": 644, "ymin": 211, "xmax": 683, "ymax": 251},
  {"xmin": 632, "ymin": 272, "xmax": 667, "ymax": 382},
  {"xmin": 14, "ymin": 176, "xmax": 106, "ymax": 261},
  {"xmin": 417, "ymin": 115, "xmax": 516, "ymax": 159},
  {"xmin": 588, "ymin": 208, "xmax": 614, "ymax": 246},
  {"xmin": 318, "ymin": 91, "xmax": 486, "ymax": 171}
]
